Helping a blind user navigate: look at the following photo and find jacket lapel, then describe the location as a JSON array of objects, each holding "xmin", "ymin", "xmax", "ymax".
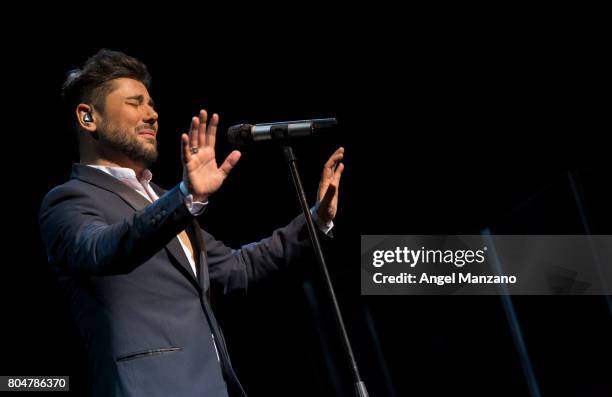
[
  {"xmin": 190, "ymin": 224, "xmax": 210, "ymax": 293},
  {"xmin": 71, "ymin": 163, "xmax": 151, "ymax": 210},
  {"xmin": 149, "ymin": 181, "xmax": 207, "ymax": 291},
  {"xmin": 70, "ymin": 164, "xmax": 201, "ymax": 290},
  {"xmin": 165, "ymin": 234, "xmax": 201, "ymax": 291}
]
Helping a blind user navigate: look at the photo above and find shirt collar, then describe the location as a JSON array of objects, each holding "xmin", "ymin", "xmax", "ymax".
[{"xmin": 87, "ymin": 165, "xmax": 153, "ymax": 184}]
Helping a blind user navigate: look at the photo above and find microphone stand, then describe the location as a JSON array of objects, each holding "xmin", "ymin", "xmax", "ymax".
[{"xmin": 280, "ymin": 143, "xmax": 369, "ymax": 397}]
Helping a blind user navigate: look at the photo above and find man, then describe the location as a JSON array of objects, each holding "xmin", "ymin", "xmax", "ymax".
[{"xmin": 39, "ymin": 49, "xmax": 344, "ymax": 397}]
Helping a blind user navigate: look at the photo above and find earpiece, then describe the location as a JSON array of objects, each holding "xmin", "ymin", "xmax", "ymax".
[{"xmin": 83, "ymin": 112, "xmax": 93, "ymax": 123}]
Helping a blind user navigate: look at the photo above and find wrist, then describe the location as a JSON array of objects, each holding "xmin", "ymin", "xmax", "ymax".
[
  {"xmin": 311, "ymin": 204, "xmax": 335, "ymax": 235},
  {"xmin": 316, "ymin": 206, "xmax": 330, "ymax": 225},
  {"xmin": 180, "ymin": 181, "xmax": 208, "ymax": 203},
  {"xmin": 193, "ymin": 194, "xmax": 209, "ymax": 203}
]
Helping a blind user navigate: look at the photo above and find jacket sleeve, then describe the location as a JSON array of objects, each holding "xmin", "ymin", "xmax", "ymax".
[
  {"xmin": 204, "ymin": 213, "xmax": 319, "ymax": 294},
  {"xmin": 39, "ymin": 184, "xmax": 195, "ymax": 276}
]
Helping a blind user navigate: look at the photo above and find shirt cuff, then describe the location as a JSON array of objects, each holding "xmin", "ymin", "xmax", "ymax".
[
  {"xmin": 179, "ymin": 182, "xmax": 208, "ymax": 215},
  {"xmin": 310, "ymin": 205, "xmax": 334, "ymax": 235}
]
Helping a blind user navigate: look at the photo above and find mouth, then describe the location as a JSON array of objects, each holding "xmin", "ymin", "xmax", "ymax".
[{"xmin": 138, "ymin": 129, "xmax": 157, "ymax": 138}]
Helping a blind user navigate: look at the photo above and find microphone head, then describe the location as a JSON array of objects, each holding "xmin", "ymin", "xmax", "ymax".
[
  {"xmin": 227, "ymin": 123, "xmax": 253, "ymax": 146},
  {"xmin": 311, "ymin": 118, "xmax": 337, "ymax": 129}
]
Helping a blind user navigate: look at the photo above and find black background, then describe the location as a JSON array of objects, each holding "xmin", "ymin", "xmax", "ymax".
[{"xmin": 1, "ymin": 10, "xmax": 611, "ymax": 397}]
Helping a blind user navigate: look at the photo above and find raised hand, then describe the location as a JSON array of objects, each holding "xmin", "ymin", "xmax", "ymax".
[
  {"xmin": 316, "ymin": 147, "xmax": 345, "ymax": 224},
  {"xmin": 181, "ymin": 110, "xmax": 241, "ymax": 202}
]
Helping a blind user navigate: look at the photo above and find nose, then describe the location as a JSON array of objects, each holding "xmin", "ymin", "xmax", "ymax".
[{"xmin": 144, "ymin": 105, "xmax": 158, "ymax": 126}]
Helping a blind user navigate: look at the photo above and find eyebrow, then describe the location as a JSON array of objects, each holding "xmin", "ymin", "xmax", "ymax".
[{"xmin": 125, "ymin": 95, "xmax": 155, "ymax": 108}]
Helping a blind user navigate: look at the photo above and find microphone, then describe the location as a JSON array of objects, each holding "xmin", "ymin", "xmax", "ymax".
[{"xmin": 227, "ymin": 118, "xmax": 337, "ymax": 145}]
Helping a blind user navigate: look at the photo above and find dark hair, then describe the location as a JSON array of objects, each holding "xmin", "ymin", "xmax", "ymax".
[{"xmin": 62, "ymin": 49, "xmax": 151, "ymax": 127}]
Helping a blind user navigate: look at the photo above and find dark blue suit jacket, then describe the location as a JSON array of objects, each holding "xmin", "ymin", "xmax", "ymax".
[{"xmin": 39, "ymin": 164, "xmax": 312, "ymax": 397}]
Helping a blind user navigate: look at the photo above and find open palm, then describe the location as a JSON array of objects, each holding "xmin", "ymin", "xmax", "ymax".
[{"xmin": 181, "ymin": 110, "xmax": 241, "ymax": 202}]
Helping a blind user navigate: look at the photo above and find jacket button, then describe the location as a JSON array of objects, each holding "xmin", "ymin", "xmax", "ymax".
[
  {"xmin": 155, "ymin": 214, "xmax": 162, "ymax": 221},
  {"xmin": 161, "ymin": 210, "xmax": 167, "ymax": 216}
]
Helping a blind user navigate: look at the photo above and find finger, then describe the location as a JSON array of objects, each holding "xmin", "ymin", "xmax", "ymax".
[
  {"xmin": 320, "ymin": 183, "xmax": 337, "ymax": 206},
  {"xmin": 181, "ymin": 133, "xmax": 192, "ymax": 163},
  {"xmin": 333, "ymin": 162, "xmax": 345, "ymax": 183},
  {"xmin": 323, "ymin": 152, "xmax": 344, "ymax": 180},
  {"xmin": 331, "ymin": 146, "xmax": 344, "ymax": 159},
  {"xmin": 190, "ymin": 116, "xmax": 199, "ymax": 150},
  {"xmin": 198, "ymin": 109, "xmax": 207, "ymax": 148},
  {"xmin": 219, "ymin": 150, "xmax": 241, "ymax": 177},
  {"xmin": 206, "ymin": 113, "xmax": 219, "ymax": 148},
  {"xmin": 321, "ymin": 165, "xmax": 333, "ymax": 180},
  {"xmin": 324, "ymin": 147, "xmax": 344, "ymax": 169},
  {"xmin": 325, "ymin": 151, "xmax": 343, "ymax": 168}
]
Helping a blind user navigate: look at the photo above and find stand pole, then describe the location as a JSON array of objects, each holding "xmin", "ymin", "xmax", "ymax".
[{"xmin": 281, "ymin": 144, "xmax": 368, "ymax": 397}]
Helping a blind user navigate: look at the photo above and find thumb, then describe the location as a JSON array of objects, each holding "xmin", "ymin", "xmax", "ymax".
[{"xmin": 219, "ymin": 150, "xmax": 242, "ymax": 177}]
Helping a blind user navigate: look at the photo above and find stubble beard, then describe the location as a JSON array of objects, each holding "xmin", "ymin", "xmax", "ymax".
[{"xmin": 98, "ymin": 120, "xmax": 158, "ymax": 168}]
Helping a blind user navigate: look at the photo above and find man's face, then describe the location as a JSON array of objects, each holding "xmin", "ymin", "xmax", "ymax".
[{"xmin": 96, "ymin": 78, "xmax": 159, "ymax": 167}]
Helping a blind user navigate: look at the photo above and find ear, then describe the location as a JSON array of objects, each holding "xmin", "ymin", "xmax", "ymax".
[{"xmin": 76, "ymin": 103, "xmax": 97, "ymax": 133}]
